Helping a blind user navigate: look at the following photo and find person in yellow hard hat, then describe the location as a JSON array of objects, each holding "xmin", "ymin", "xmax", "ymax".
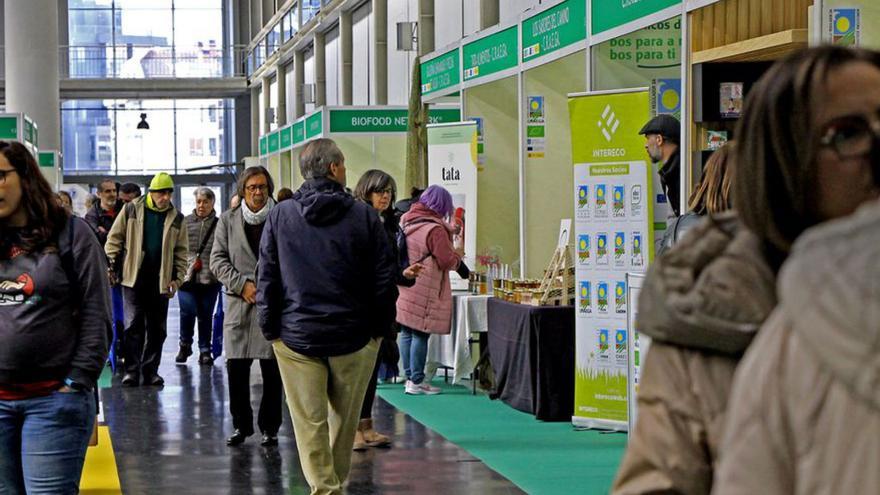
[{"xmin": 105, "ymin": 172, "xmax": 188, "ymax": 387}]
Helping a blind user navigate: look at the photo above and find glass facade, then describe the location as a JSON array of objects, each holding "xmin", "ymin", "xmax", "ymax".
[
  {"xmin": 302, "ymin": 0, "xmax": 320, "ymax": 24},
  {"xmin": 62, "ymin": 99, "xmax": 234, "ymax": 175},
  {"xmin": 67, "ymin": 0, "xmax": 225, "ymax": 78},
  {"xmin": 284, "ymin": 7, "xmax": 298, "ymax": 42}
]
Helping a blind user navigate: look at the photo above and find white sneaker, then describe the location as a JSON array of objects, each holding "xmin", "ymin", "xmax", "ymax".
[
  {"xmin": 418, "ymin": 382, "xmax": 442, "ymax": 395},
  {"xmin": 404, "ymin": 380, "xmax": 423, "ymax": 395}
]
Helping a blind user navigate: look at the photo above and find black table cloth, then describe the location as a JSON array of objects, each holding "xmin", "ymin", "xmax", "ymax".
[{"xmin": 487, "ymin": 298, "xmax": 575, "ymax": 421}]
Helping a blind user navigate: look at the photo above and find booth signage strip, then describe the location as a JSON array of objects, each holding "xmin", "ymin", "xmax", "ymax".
[
  {"xmin": 420, "ymin": 48, "xmax": 461, "ymax": 96},
  {"xmin": 462, "ymin": 25, "xmax": 519, "ymax": 81},
  {"xmin": 591, "ymin": 0, "xmax": 681, "ymax": 37},
  {"xmin": 521, "ymin": 0, "xmax": 587, "ymax": 63}
]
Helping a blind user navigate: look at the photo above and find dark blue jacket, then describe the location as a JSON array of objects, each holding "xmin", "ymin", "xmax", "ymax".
[{"xmin": 256, "ymin": 178, "xmax": 397, "ymax": 357}]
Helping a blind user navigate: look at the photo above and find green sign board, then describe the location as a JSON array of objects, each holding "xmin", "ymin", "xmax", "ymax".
[
  {"xmin": 591, "ymin": 0, "xmax": 680, "ymax": 36},
  {"xmin": 462, "ymin": 26, "xmax": 518, "ymax": 81},
  {"xmin": 0, "ymin": 117, "xmax": 17, "ymax": 140},
  {"xmin": 268, "ymin": 131, "xmax": 280, "ymax": 154},
  {"xmin": 522, "ymin": 0, "xmax": 586, "ymax": 63},
  {"xmin": 259, "ymin": 136, "xmax": 268, "ymax": 156},
  {"xmin": 328, "ymin": 108, "xmax": 462, "ymax": 133},
  {"xmin": 293, "ymin": 121, "xmax": 306, "ymax": 144},
  {"xmin": 38, "ymin": 152, "xmax": 55, "ymax": 168},
  {"xmin": 306, "ymin": 112, "xmax": 323, "ymax": 138},
  {"xmin": 280, "ymin": 126, "xmax": 293, "ymax": 149},
  {"xmin": 420, "ymin": 48, "xmax": 460, "ymax": 96},
  {"xmin": 24, "ymin": 118, "xmax": 39, "ymax": 146}
]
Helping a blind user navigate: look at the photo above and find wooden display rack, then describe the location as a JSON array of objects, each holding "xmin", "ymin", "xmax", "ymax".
[{"xmin": 532, "ymin": 245, "xmax": 575, "ymax": 307}]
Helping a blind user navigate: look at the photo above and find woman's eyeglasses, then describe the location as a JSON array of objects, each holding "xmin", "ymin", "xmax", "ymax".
[
  {"xmin": 819, "ymin": 111, "xmax": 880, "ymax": 159},
  {"xmin": 0, "ymin": 169, "xmax": 17, "ymax": 184}
]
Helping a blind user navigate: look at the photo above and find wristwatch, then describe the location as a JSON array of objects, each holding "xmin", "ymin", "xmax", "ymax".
[{"xmin": 64, "ymin": 377, "xmax": 91, "ymax": 392}]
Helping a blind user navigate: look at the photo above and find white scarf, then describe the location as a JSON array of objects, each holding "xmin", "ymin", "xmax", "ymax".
[{"xmin": 242, "ymin": 197, "xmax": 275, "ymax": 225}]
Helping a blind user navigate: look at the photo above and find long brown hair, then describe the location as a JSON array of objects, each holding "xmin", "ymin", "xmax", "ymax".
[
  {"xmin": 733, "ymin": 46, "xmax": 880, "ymax": 268},
  {"xmin": 0, "ymin": 141, "xmax": 69, "ymax": 253},
  {"xmin": 689, "ymin": 141, "xmax": 734, "ymax": 215}
]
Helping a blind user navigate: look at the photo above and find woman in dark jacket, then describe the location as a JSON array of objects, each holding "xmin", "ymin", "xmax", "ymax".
[
  {"xmin": 0, "ymin": 141, "xmax": 109, "ymax": 494},
  {"xmin": 351, "ymin": 170, "xmax": 422, "ymax": 450}
]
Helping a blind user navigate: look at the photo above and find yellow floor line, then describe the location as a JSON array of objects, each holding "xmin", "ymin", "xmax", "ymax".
[{"xmin": 80, "ymin": 426, "xmax": 122, "ymax": 494}]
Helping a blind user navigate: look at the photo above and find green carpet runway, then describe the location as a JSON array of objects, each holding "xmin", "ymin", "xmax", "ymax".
[{"xmin": 377, "ymin": 380, "xmax": 627, "ymax": 495}]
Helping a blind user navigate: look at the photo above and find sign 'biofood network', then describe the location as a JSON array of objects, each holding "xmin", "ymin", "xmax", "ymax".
[
  {"xmin": 421, "ymin": 48, "xmax": 460, "ymax": 96},
  {"xmin": 329, "ymin": 108, "xmax": 462, "ymax": 133},
  {"xmin": 522, "ymin": 0, "xmax": 586, "ymax": 63},
  {"xmin": 462, "ymin": 26, "xmax": 518, "ymax": 81},
  {"xmin": 591, "ymin": 0, "xmax": 681, "ymax": 37}
]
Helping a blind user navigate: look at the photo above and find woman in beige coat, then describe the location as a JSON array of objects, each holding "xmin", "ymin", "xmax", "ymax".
[
  {"xmin": 714, "ymin": 200, "xmax": 880, "ymax": 495},
  {"xmin": 612, "ymin": 46, "xmax": 880, "ymax": 494},
  {"xmin": 210, "ymin": 167, "xmax": 283, "ymax": 447}
]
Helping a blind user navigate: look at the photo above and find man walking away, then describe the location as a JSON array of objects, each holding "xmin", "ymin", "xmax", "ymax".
[{"xmin": 257, "ymin": 138, "xmax": 397, "ymax": 495}]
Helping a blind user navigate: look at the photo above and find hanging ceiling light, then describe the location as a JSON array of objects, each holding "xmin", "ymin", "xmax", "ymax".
[{"xmin": 137, "ymin": 113, "xmax": 150, "ymax": 130}]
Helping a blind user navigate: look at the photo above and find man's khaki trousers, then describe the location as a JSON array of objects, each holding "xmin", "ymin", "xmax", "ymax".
[{"xmin": 272, "ymin": 338, "xmax": 380, "ymax": 495}]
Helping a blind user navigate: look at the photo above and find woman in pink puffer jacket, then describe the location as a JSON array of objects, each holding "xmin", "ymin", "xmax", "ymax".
[{"xmin": 396, "ymin": 185, "xmax": 463, "ymax": 395}]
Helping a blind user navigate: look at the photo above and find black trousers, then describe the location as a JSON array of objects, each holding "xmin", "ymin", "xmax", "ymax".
[
  {"xmin": 360, "ymin": 353, "xmax": 381, "ymax": 420},
  {"xmin": 227, "ymin": 358, "xmax": 283, "ymax": 435},
  {"xmin": 122, "ymin": 285, "xmax": 169, "ymax": 378}
]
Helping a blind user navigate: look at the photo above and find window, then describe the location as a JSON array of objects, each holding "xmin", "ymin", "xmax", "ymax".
[
  {"xmin": 256, "ymin": 40, "xmax": 266, "ymax": 67},
  {"xmin": 67, "ymin": 0, "xmax": 225, "ymax": 78},
  {"xmin": 62, "ymin": 98, "xmax": 234, "ymax": 175},
  {"xmin": 302, "ymin": 0, "xmax": 320, "ymax": 24},
  {"xmin": 267, "ymin": 22, "xmax": 280, "ymax": 54},
  {"xmin": 284, "ymin": 6, "xmax": 298, "ymax": 42}
]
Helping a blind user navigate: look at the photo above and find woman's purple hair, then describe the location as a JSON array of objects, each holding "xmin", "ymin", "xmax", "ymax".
[{"xmin": 418, "ymin": 185, "xmax": 454, "ymax": 217}]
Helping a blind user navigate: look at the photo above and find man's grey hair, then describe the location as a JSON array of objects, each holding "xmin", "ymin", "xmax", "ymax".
[
  {"xmin": 299, "ymin": 138, "xmax": 344, "ymax": 180},
  {"xmin": 194, "ymin": 187, "xmax": 215, "ymax": 202}
]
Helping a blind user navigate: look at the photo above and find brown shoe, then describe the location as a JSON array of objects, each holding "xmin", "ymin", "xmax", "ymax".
[
  {"xmin": 352, "ymin": 428, "xmax": 368, "ymax": 451},
  {"xmin": 359, "ymin": 418, "xmax": 392, "ymax": 448}
]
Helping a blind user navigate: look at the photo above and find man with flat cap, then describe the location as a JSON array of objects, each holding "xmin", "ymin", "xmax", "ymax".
[{"xmin": 639, "ymin": 114, "xmax": 681, "ymax": 217}]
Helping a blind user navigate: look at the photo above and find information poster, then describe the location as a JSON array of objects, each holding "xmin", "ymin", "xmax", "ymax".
[
  {"xmin": 527, "ymin": 96, "xmax": 546, "ymax": 158},
  {"xmin": 569, "ymin": 89, "xmax": 655, "ymax": 431},
  {"xmin": 626, "ymin": 273, "xmax": 649, "ymax": 436},
  {"xmin": 428, "ymin": 122, "xmax": 479, "ymax": 290},
  {"xmin": 821, "ymin": 1, "xmax": 879, "ymax": 50}
]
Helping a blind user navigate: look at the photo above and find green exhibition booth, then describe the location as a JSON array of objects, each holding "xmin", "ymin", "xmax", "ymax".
[{"xmin": 258, "ymin": 105, "xmax": 462, "ymax": 194}]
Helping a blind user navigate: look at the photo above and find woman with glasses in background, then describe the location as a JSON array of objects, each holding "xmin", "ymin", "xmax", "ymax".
[
  {"xmin": 351, "ymin": 170, "xmax": 422, "ymax": 450},
  {"xmin": 210, "ymin": 166, "xmax": 284, "ymax": 447}
]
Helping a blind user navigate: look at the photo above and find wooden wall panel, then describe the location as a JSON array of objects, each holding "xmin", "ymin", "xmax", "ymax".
[{"xmin": 690, "ymin": 0, "xmax": 813, "ymax": 53}]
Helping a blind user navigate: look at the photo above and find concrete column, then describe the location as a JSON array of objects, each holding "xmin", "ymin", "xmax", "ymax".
[
  {"xmin": 340, "ymin": 10, "xmax": 353, "ymax": 105},
  {"xmin": 250, "ymin": 86, "xmax": 260, "ymax": 153},
  {"xmin": 418, "ymin": 0, "xmax": 434, "ymax": 56},
  {"xmin": 294, "ymin": 50, "xmax": 305, "ymax": 118},
  {"xmin": 373, "ymin": 0, "xmax": 388, "ymax": 105},
  {"xmin": 276, "ymin": 64, "xmax": 288, "ymax": 126},
  {"xmin": 480, "ymin": 0, "xmax": 499, "ymax": 29},
  {"xmin": 261, "ymin": 75, "xmax": 272, "ymax": 132},
  {"xmin": 5, "ymin": 0, "xmax": 61, "ymax": 149},
  {"xmin": 314, "ymin": 32, "xmax": 326, "ymax": 107}
]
